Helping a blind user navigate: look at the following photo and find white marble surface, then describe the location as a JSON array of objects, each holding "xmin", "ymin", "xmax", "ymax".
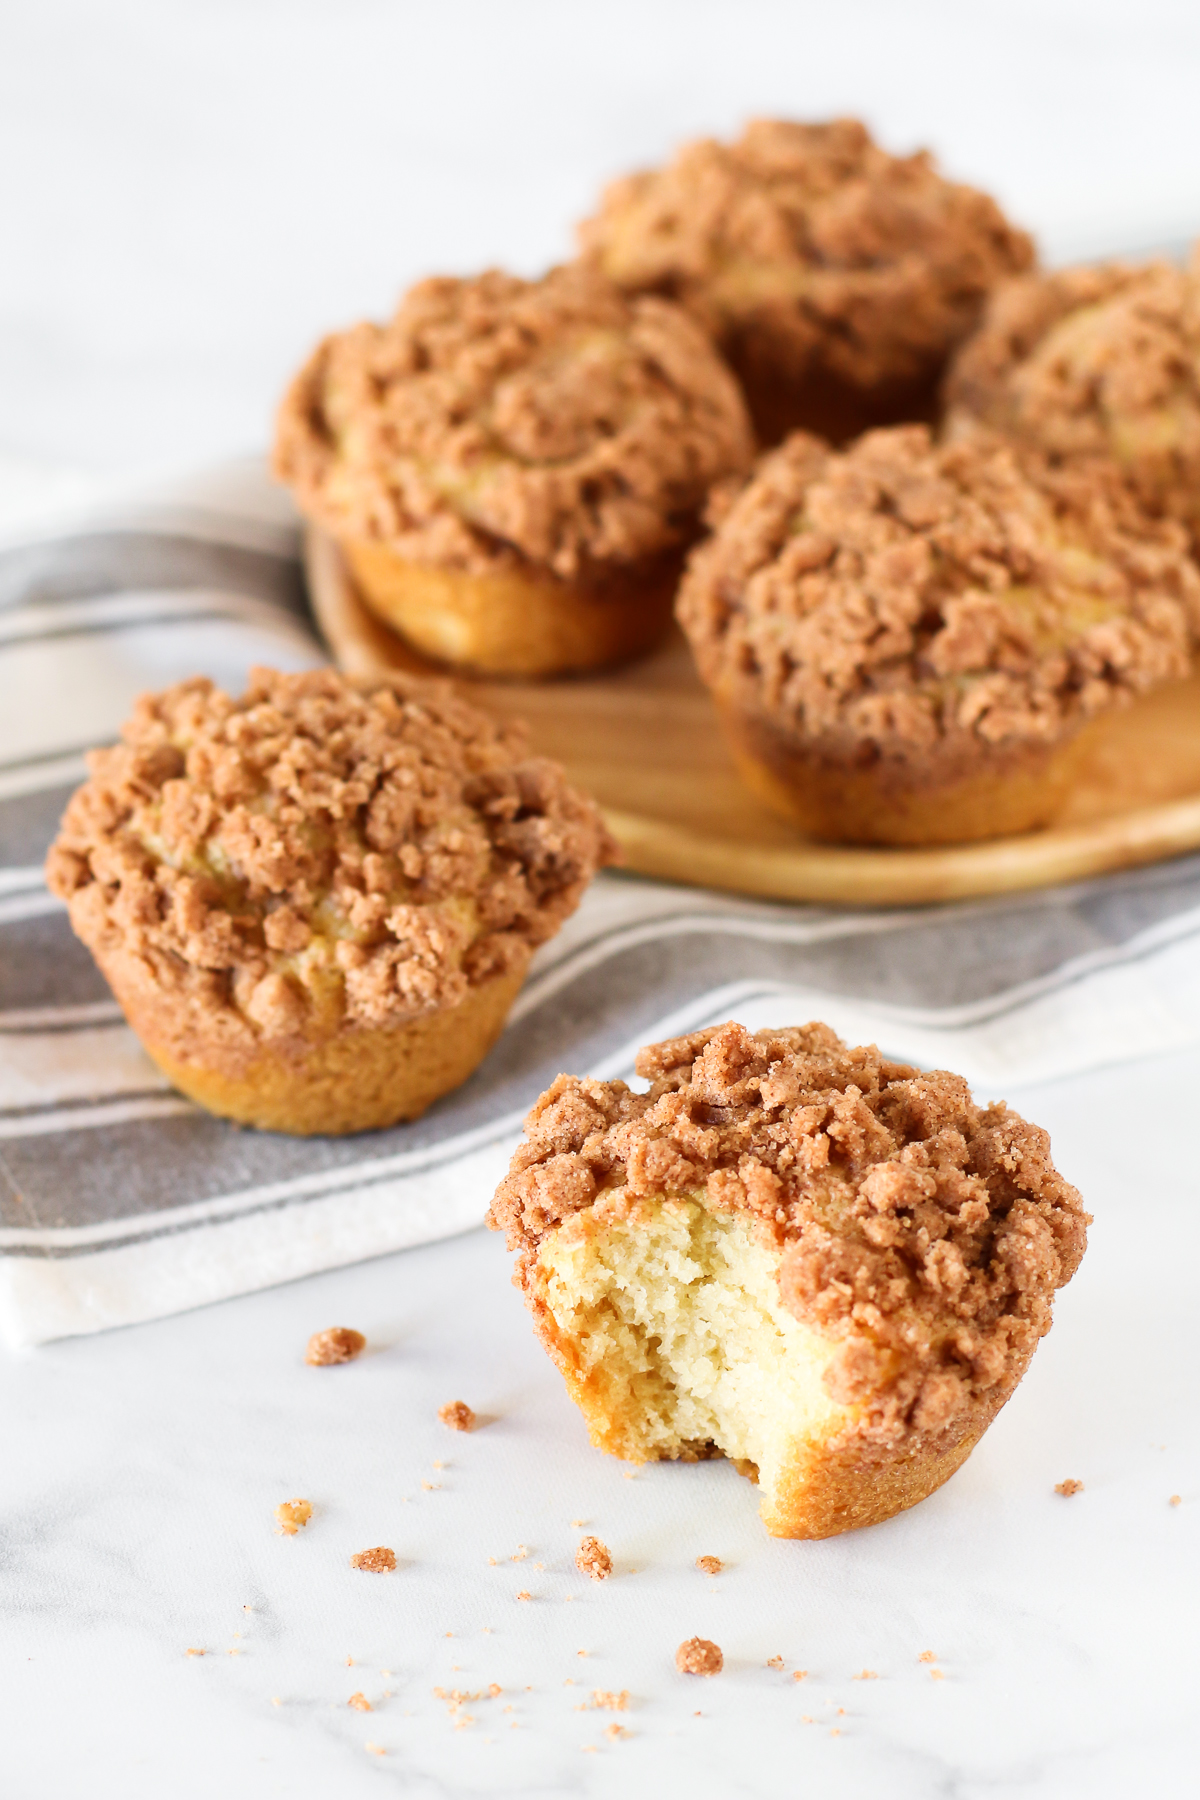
[
  {"xmin": 4, "ymin": 5, "xmax": 1200, "ymax": 1793},
  {"xmin": 4, "ymin": 1046, "xmax": 1198, "ymax": 1798}
]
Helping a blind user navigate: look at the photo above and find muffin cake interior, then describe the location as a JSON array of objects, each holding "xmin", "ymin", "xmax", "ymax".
[{"xmin": 537, "ymin": 1199, "xmax": 842, "ymax": 1497}]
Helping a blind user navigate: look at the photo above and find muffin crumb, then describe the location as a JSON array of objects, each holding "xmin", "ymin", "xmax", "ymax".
[
  {"xmin": 765, "ymin": 1655, "xmax": 784, "ymax": 1670},
  {"xmin": 351, "ymin": 1547, "xmax": 396, "ymax": 1572},
  {"xmin": 1055, "ymin": 1479, "xmax": 1084, "ymax": 1497},
  {"xmin": 348, "ymin": 1693, "xmax": 371, "ymax": 1712},
  {"xmin": 275, "ymin": 1499, "xmax": 312, "ymax": 1536},
  {"xmin": 439, "ymin": 1401, "xmax": 476, "ymax": 1432},
  {"xmin": 591, "ymin": 1690, "xmax": 630, "ymax": 1712},
  {"xmin": 696, "ymin": 1556, "xmax": 723, "ymax": 1575},
  {"xmin": 306, "ymin": 1327, "xmax": 366, "ymax": 1366},
  {"xmin": 1170, "ymin": 1494, "xmax": 1182, "ymax": 1506},
  {"xmin": 677, "ymin": 1638, "xmax": 723, "ymax": 1677},
  {"xmin": 575, "ymin": 1536, "xmax": 613, "ymax": 1581}
]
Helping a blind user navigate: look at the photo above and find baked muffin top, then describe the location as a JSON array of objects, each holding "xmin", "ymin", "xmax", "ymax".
[
  {"xmin": 273, "ymin": 263, "xmax": 753, "ymax": 582},
  {"xmin": 944, "ymin": 251, "xmax": 1200, "ymax": 543},
  {"xmin": 45, "ymin": 667, "xmax": 615, "ymax": 1061},
  {"xmin": 577, "ymin": 117, "xmax": 1034, "ymax": 392},
  {"xmin": 677, "ymin": 424, "xmax": 1200, "ymax": 757},
  {"xmin": 489, "ymin": 1019, "xmax": 1088, "ymax": 1443}
]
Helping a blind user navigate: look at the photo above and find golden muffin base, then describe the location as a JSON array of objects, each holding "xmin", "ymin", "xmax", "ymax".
[
  {"xmin": 530, "ymin": 1198, "xmax": 991, "ymax": 1540},
  {"xmin": 124, "ymin": 963, "xmax": 528, "ymax": 1136},
  {"xmin": 344, "ymin": 540, "xmax": 681, "ymax": 679},
  {"xmin": 717, "ymin": 701, "xmax": 1099, "ymax": 846}
]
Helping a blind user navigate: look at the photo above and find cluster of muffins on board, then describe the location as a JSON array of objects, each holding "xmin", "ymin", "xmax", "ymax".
[{"xmin": 48, "ymin": 118, "xmax": 1133, "ymax": 1538}]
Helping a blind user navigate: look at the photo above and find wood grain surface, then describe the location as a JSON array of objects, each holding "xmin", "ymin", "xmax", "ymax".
[{"xmin": 306, "ymin": 527, "xmax": 1200, "ymax": 907}]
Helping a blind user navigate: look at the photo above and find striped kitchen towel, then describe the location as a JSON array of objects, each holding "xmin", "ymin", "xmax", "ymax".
[{"xmin": 5, "ymin": 455, "xmax": 1200, "ymax": 1349}]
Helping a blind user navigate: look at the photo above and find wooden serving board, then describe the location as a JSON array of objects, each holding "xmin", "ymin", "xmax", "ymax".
[{"xmin": 305, "ymin": 527, "xmax": 1200, "ymax": 907}]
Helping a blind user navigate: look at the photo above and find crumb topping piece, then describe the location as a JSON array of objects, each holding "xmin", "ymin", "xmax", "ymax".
[
  {"xmin": 274, "ymin": 262, "xmax": 752, "ymax": 581},
  {"xmin": 575, "ymin": 1536, "xmax": 613, "ymax": 1581},
  {"xmin": 696, "ymin": 1555, "xmax": 723, "ymax": 1575},
  {"xmin": 676, "ymin": 1637, "xmax": 723, "ymax": 1676},
  {"xmin": 351, "ymin": 1547, "xmax": 397, "ymax": 1572},
  {"xmin": 348, "ymin": 1692, "xmax": 371, "ymax": 1712},
  {"xmin": 945, "ymin": 252, "xmax": 1200, "ymax": 546},
  {"xmin": 275, "ymin": 1498, "xmax": 312, "ymax": 1535},
  {"xmin": 306, "ymin": 1326, "xmax": 366, "ymax": 1366},
  {"xmin": 490, "ymin": 1019, "xmax": 1088, "ymax": 1445},
  {"xmin": 46, "ymin": 668, "xmax": 614, "ymax": 1063},
  {"xmin": 1054, "ymin": 1478, "xmax": 1084, "ymax": 1496},
  {"xmin": 438, "ymin": 1400, "xmax": 476, "ymax": 1432},
  {"xmin": 677, "ymin": 425, "xmax": 1200, "ymax": 754},
  {"xmin": 579, "ymin": 118, "xmax": 1033, "ymax": 393}
]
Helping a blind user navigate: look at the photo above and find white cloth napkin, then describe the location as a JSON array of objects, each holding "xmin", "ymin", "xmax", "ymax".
[{"xmin": 4, "ymin": 458, "xmax": 1200, "ymax": 1349}]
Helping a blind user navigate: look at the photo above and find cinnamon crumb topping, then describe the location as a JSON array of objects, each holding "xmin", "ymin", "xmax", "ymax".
[
  {"xmin": 696, "ymin": 1555, "xmax": 723, "ymax": 1575},
  {"xmin": 677, "ymin": 425, "xmax": 1200, "ymax": 761},
  {"xmin": 351, "ymin": 1547, "xmax": 396, "ymax": 1572},
  {"xmin": 676, "ymin": 1638, "xmax": 723, "ymax": 1676},
  {"xmin": 1054, "ymin": 1478, "xmax": 1084, "ymax": 1496},
  {"xmin": 306, "ymin": 1327, "xmax": 366, "ymax": 1366},
  {"xmin": 274, "ymin": 263, "xmax": 752, "ymax": 581},
  {"xmin": 275, "ymin": 1498, "xmax": 312, "ymax": 1536},
  {"xmin": 438, "ymin": 1400, "xmax": 476, "ymax": 1432},
  {"xmin": 46, "ymin": 668, "xmax": 614, "ymax": 1070},
  {"xmin": 579, "ymin": 118, "xmax": 1032, "ymax": 400},
  {"xmin": 348, "ymin": 1693, "xmax": 371, "ymax": 1712},
  {"xmin": 489, "ymin": 1020, "xmax": 1089, "ymax": 1449},
  {"xmin": 575, "ymin": 1536, "xmax": 613, "ymax": 1581},
  {"xmin": 944, "ymin": 250, "xmax": 1200, "ymax": 548}
]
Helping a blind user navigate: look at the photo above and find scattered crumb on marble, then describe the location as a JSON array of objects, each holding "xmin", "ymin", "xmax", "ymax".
[
  {"xmin": 792, "ymin": 1670, "xmax": 809, "ymax": 1682},
  {"xmin": 516, "ymin": 1591, "xmax": 532, "ymax": 1602},
  {"xmin": 365, "ymin": 1741, "xmax": 385, "ymax": 1756},
  {"xmin": 186, "ymin": 1648, "xmax": 205, "ymax": 1657},
  {"xmin": 930, "ymin": 1669, "xmax": 946, "ymax": 1681},
  {"xmin": 510, "ymin": 1545, "xmax": 529, "ymax": 1562},
  {"xmin": 1055, "ymin": 1479, "xmax": 1084, "ymax": 1496},
  {"xmin": 306, "ymin": 1327, "xmax": 366, "ymax": 1366},
  {"xmin": 696, "ymin": 1556, "xmax": 723, "ymax": 1575},
  {"xmin": 766, "ymin": 1655, "xmax": 784, "ymax": 1670},
  {"xmin": 918, "ymin": 1651, "xmax": 937, "ymax": 1663},
  {"xmin": 380, "ymin": 1668, "xmax": 391, "ymax": 1676},
  {"xmin": 571, "ymin": 1518, "xmax": 587, "ymax": 1528},
  {"xmin": 854, "ymin": 1669, "xmax": 879, "ymax": 1680},
  {"xmin": 275, "ymin": 1498, "xmax": 312, "ymax": 1536},
  {"xmin": 623, "ymin": 1472, "xmax": 637, "ymax": 1481},
  {"xmin": 488, "ymin": 1557, "xmax": 498, "ymax": 1566},
  {"xmin": 439, "ymin": 1401, "xmax": 476, "ymax": 1432},
  {"xmin": 677, "ymin": 1638, "xmax": 723, "ymax": 1676},
  {"xmin": 802, "ymin": 1714, "xmax": 813, "ymax": 1724},
  {"xmin": 577, "ymin": 1649, "xmax": 588, "ymax": 1657},
  {"xmin": 576, "ymin": 1536, "xmax": 613, "ymax": 1581},
  {"xmin": 351, "ymin": 1547, "xmax": 396, "ymax": 1572},
  {"xmin": 488, "ymin": 1684, "xmax": 502, "ymax": 1698},
  {"xmin": 271, "ymin": 1697, "xmax": 282, "ymax": 1706},
  {"xmin": 420, "ymin": 1480, "xmax": 441, "ymax": 1491},
  {"xmin": 830, "ymin": 1728, "xmax": 842, "ymax": 1738},
  {"xmin": 591, "ymin": 1690, "xmax": 630, "ymax": 1712},
  {"xmin": 1170, "ymin": 1494, "xmax": 1182, "ymax": 1506},
  {"xmin": 346, "ymin": 1657, "xmax": 354, "ymax": 1667},
  {"xmin": 582, "ymin": 1744, "xmax": 597, "ymax": 1753},
  {"xmin": 606, "ymin": 1724, "xmax": 631, "ymax": 1741},
  {"xmin": 348, "ymin": 1693, "xmax": 371, "ymax": 1712}
]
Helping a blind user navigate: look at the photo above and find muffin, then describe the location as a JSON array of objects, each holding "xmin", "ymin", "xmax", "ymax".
[
  {"xmin": 44, "ymin": 667, "xmax": 615, "ymax": 1135},
  {"xmin": 489, "ymin": 1021, "xmax": 1088, "ymax": 1540},
  {"xmin": 676, "ymin": 425, "xmax": 1200, "ymax": 845},
  {"xmin": 273, "ymin": 264, "xmax": 753, "ymax": 677},
  {"xmin": 944, "ymin": 248, "xmax": 1200, "ymax": 552},
  {"xmin": 577, "ymin": 117, "xmax": 1034, "ymax": 446}
]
